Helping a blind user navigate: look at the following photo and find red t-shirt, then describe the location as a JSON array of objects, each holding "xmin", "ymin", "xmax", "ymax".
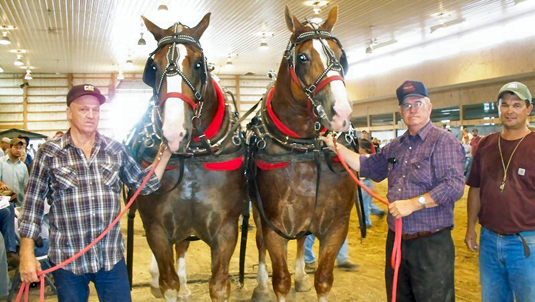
[{"xmin": 467, "ymin": 132, "xmax": 535, "ymax": 234}]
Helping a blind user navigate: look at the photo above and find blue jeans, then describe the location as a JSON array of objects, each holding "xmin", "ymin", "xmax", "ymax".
[
  {"xmin": 479, "ymin": 227, "xmax": 535, "ymax": 302},
  {"xmin": 361, "ymin": 179, "xmax": 384, "ymax": 227},
  {"xmin": 304, "ymin": 235, "xmax": 349, "ymax": 265},
  {"xmin": 0, "ymin": 203, "xmax": 17, "ymax": 253},
  {"xmin": 52, "ymin": 257, "xmax": 131, "ymax": 302}
]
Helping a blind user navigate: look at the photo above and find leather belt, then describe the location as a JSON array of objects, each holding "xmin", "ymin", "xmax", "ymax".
[{"xmin": 402, "ymin": 226, "xmax": 450, "ymax": 240}]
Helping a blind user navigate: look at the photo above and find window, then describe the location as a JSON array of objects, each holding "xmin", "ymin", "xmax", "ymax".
[
  {"xmin": 431, "ymin": 106, "xmax": 460, "ymax": 123},
  {"xmin": 371, "ymin": 113, "xmax": 393, "ymax": 126},
  {"xmin": 351, "ymin": 116, "xmax": 367, "ymax": 128},
  {"xmin": 463, "ymin": 102, "xmax": 498, "ymax": 120}
]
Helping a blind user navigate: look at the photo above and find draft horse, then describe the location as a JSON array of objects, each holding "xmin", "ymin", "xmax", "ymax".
[
  {"xmin": 127, "ymin": 14, "xmax": 247, "ymax": 302},
  {"xmin": 249, "ymin": 6, "xmax": 357, "ymax": 301}
]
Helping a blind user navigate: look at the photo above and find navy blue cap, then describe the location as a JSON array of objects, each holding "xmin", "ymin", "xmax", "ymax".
[{"xmin": 396, "ymin": 80, "xmax": 428, "ymax": 105}]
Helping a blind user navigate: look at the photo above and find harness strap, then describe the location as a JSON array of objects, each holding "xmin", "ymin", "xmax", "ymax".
[
  {"xmin": 313, "ymin": 75, "xmax": 345, "ymax": 95},
  {"xmin": 159, "ymin": 92, "xmax": 197, "ymax": 109}
]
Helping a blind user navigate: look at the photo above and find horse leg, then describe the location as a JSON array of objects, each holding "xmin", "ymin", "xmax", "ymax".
[
  {"xmin": 209, "ymin": 223, "xmax": 239, "ymax": 302},
  {"xmin": 149, "ymin": 254, "xmax": 163, "ymax": 298},
  {"xmin": 175, "ymin": 240, "xmax": 191, "ymax": 299},
  {"xmin": 264, "ymin": 228, "xmax": 291, "ymax": 302},
  {"xmin": 252, "ymin": 210, "xmax": 270, "ymax": 302},
  {"xmin": 294, "ymin": 236, "xmax": 312, "ymax": 292},
  {"xmin": 314, "ymin": 227, "xmax": 348, "ymax": 302},
  {"xmin": 146, "ymin": 226, "xmax": 180, "ymax": 302}
]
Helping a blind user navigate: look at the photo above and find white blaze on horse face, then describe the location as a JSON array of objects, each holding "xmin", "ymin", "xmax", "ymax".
[
  {"xmin": 162, "ymin": 44, "xmax": 189, "ymax": 152},
  {"xmin": 312, "ymin": 39, "xmax": 352, "ymax": 132}
]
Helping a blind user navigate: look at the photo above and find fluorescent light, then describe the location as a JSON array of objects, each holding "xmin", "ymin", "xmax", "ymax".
[{"xmin": 430, "ymin": 17, "xmax": 466, "ymax": 34}]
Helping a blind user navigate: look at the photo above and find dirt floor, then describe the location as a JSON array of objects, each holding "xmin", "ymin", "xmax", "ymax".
[{"xmin": 31, "ymin": 181, "xmax": 481, "ymax": 301}]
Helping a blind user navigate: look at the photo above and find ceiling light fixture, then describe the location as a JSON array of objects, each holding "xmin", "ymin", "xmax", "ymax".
[
  {"xmin": 24, "ymin": 70, "xmax": 32, "ymax": 80},
  {"xmin": 0, "ymin": 32, "xmax": 11, "ymax": 45},
  {"xmin": 117, "ymin": 70, "xmax": 125, "ymax": 80},
  {"xmin": 14, "ymin": 55, "xmax": 23, "ymax": 66},
  {"xmin": 126, "ymin": 59, "xmax": 134, "ymax": 68},
  {"xmin": 226, "ymin": 56, "xmax": 233, "ymax": 67},
  {"xmin": 0, "ymin": 66, "xmax": 4, "ymax": 73},
  {"xmin": 365, "ymin": 26, "xmax": 397, "ymax": 54},
  {"xmin": 137, "ymin": 32, "xmax": 146, "ymax": 45},
  {"xmin": 259, "ymin": 32, "xmax": 273, "ymax": 51},
  {"xmin": 157, "ymin": 4, "xmax": 168, "ymax": 11},
  {"xmin": 304, "ymin": 1, "xmax": 328, "ymax": 23},
  {"xmin": 430, "ymin": 16, "xmax": 466, "ymax": 33}
]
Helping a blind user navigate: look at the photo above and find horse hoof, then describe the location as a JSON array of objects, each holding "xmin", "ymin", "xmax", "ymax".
[
  {"xmin": 251, "ymin": 287, "xmax": 270, "ymax": 302},
  {"xmin": 295, "ymin": 280, "xmax": 312, "ymax": 292},
  {"xmin": 178, "ymin": 287, "xmax": 192, "ymax": 299},
  {"xmin": 150, "ymin": 286, "xmax": 163, "ymax": 298}
]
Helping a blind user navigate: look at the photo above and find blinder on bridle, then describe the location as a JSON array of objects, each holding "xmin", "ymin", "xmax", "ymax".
[
  {"xmin": 285, "ymin": 27, "xmax": 349, "ymax": 129},
  {"xmin": 143, "ymin": 23, "xmax": 209, "ymax": 116}
]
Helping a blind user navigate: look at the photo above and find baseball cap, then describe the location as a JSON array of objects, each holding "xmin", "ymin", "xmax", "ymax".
[
  {"xmin": 361, "ymin": 128, "xmax": 370, "ymax": 133},
  {"xmin": 9, "ymin": 138, "xmax": 24, "ymax": 146},
  {"xmin": 497, "ymin": 82, "xmax": 532, "ymax": 103},
  {"xmin": 1, "ymin": 137, "xmax": 9, "ymax": 144},
  {"xmin": 396, "ymin": 80, "xmax": 428, "ymax": 105},
  {"xmin": 67, "ymin": 84, "xmax": 106, "ymax": 106}
]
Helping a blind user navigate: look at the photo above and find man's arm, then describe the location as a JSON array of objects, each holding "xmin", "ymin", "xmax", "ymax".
[
  {"xmin": 18, "ymin": 148, "xmax": 49, "ymax": 283},
  {"xmin": 465, "ymin": 187, "xmax": 480, "ymax": 251},
  {"xmin": 120, "ymin": 144, "xmax": 171, "ymax": 194}
]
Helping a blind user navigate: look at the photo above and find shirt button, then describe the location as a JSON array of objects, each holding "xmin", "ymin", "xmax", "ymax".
[
  {"xmin": 404, "ymin": 160, "xmax": 408, "ymax": 164},
  {"xmin": 409, "ymin": 147, "xmax": 412, "ymax": 150},
  {"xmin": 398, "ymin": 188, "xmax": 401, "ymax": 191},
  {"xmin": 402, "ymin": 175, "xmax": 405, "ymax": 178}
]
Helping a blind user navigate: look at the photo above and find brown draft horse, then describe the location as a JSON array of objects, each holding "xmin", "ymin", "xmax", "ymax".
[
  {"xmin": 250, "ymin": 6, "xmax": 356, "ymax": 302},
  {"xmin": 131, "ymin": 14, "xmax": 246, "ymax": 302}
]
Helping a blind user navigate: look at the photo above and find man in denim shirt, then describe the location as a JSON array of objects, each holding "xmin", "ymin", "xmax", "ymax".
[{"xmin": 322, "ymin": 80, "xmax": 464, "ymax": 301}]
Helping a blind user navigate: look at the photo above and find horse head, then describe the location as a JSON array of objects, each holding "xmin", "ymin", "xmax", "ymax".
[
  {"xmin": 284, "ymin": 6, "xmax": 352, "ymax": 132},
  {"xmin": 142, "ymin": 14, "xmax": 211, "ymax": 153}
]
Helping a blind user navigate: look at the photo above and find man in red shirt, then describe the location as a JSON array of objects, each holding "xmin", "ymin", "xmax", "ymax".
[
  {"xmin": 465, "ymin": 81, "xmax": 535, "ymax": 302},
  {"xmin": 470, "ymin": 128, "xmax": 482, "ymax": 157}
]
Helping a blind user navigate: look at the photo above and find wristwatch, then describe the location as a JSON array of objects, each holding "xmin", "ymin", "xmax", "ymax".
[{"xmin": 418, "ymin": 195, "xmax": 426, "ymax": 209}]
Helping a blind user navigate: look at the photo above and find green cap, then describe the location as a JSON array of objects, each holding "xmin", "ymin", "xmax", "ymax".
[{"xmin": 498, "ymin": 82, "xmax": 532, "ymax": 103}]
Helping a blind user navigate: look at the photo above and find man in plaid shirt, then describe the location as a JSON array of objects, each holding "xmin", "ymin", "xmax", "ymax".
[
  {"xmin": 18, "ymin": 84, "xmax": 171, "ymax": 302},
  {"xmin": 322, "ymin": 80, "xmax": 464, "ymax": 301}
]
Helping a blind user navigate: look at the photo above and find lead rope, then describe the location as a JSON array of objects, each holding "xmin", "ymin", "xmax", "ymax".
[
  {"xmin": 16, "ymin": 147, "xmax": 166, "ymax": 302},
  {"xmin": 333, "ymin": 138, "xmax": 402, "ymax": 302}
]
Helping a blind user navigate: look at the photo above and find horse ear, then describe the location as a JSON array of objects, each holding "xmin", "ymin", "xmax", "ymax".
[
  {"xmin": 284, "ymin": 6, "xmax": 294, "ymax": 32},
  {"xmin": 191, "ymin": 13, "xmax": 211, "ymax": 40},
  {"xmin": 142, "ymin": 16, "xmax": 165, "ymax": 41},
  {"xmin": 321, "ymin": 6, "xmax": 338, "ymax": 32}
]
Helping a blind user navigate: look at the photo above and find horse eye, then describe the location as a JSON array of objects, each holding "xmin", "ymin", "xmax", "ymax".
[
  {"xmin": 298, "ymin": 54, "xmax": 309, "ymax": 62},
  {"xmin": 194, "ymin": 61, "xmax": 202, "ymax": 69}
]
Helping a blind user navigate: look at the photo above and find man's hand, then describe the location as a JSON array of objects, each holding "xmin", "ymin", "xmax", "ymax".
[
  {"xmin": 19, "ymin": 254, "xmax": 41, "ymax": 283},
  {"xmin": 389, "ymin": 199, "xmax": 419, "ymax": 218},
  {"xmin": 465, "ymin": 229, "xmax": 479, "ymax": 252},
  {"xmin": 0, "ymin": 183, "xmax": 9, "ymax": 190},
  {"xmin": 318, "ymin": 134, "xmax": 336, "ymax": 151}
]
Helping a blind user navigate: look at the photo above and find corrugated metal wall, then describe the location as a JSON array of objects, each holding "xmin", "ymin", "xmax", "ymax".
[{"xmin": 0, "ymin": 73, "xmax": 270, "ymax": 139}]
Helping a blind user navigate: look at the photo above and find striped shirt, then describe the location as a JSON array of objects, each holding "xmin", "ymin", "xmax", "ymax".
[
  {"xmin": 19, "ymin": 131, "xmax": 160, "ymax": 275},
  {"xmin": 360, "ymin": 121, "xmax": 465, "ymax": 234}
]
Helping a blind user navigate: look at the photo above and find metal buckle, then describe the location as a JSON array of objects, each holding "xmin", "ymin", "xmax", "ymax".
[
  {"xmin": 194, "ymin": 91, "xmax": 202, "ymax": 101},
  {"xmin": 257, "ymin": 139, "xmax": 267, "ymax": 149},
  {"xmin": 232, "ymin": 135, "xmax": 241, "ymax": 146},
  {"xmin": 314, "ymin": 122, "xmax": 322, "ymax": 131},
  {"xmin": 306, "ymin": 84, "xmax": 317, "ymax": 94}
]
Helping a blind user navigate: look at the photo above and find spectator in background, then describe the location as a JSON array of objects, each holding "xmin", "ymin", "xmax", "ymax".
[
  {"xmin": 361, "ymin": 129, "xmax": 376, "ymax": 153},
  {"xmin": 0, "ymin": 138, "xmax": 29, "ymax": 206},
  {"xmin": 0, "ymin": 138, "xmax": 9, "ymax": 158},
  {"xmin": 372, "ymin": 137, "xmax": 381, "ymax": 153},
  {"xmin": 18, "ymin": 135, "xmax": 33, "ymax": 170},
  {"xmin": 0, "ymin": 233, "xmax": 9, "ymax": 298},
  {"xmin": 470, "ymin": 128, "xmax": 482, "ymax": 157},
  {"xmin": 359, "ymin": 138, "xmax": 385, "ymax": 227},
  {"xmin": 462, "ymin": 128, "xmax": 473, "ymax": 143},
  {"xmin": 53, "ymin": 131, "xmax": 64, "ymax": 139},
  {"xmin": 462, "ymin": 134, "xmax": 473, "ymax": 177}
]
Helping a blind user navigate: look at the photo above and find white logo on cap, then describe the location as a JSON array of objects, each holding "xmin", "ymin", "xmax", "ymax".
[
  {"xmin": 508, "ymin": 83, "xmax": 518, "ymax": 89},
  {"xmin": 84, "ymin": 85, "xmax": 94, "ymax": 91}
]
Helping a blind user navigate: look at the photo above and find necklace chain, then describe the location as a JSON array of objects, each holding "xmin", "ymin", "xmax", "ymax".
[{"xmin": 498, "ymin": 131, "xmax": 529, "ymax": 193}]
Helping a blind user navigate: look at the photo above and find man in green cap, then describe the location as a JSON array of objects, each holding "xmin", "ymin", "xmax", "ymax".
[{"xmin": 465, "ymin": 81, "xmax": 535, "ymax": 301}]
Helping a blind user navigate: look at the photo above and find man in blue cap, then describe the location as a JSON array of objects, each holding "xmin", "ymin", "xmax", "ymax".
[{"xmin": 321, "ymin": 80, "xmax": 464, "ymax": 301}]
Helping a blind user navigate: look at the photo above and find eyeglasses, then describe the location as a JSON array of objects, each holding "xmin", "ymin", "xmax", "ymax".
[{"xmin": 400, "ymin": 101, "xmax": 425, "ymax": 111}]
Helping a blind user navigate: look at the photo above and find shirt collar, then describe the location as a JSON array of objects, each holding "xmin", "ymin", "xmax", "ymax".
[
  {"xmin": 61, "ymin": 129, "xmax": 106, "ymax": 150},
  {"xmin": 400, "ymin": 120, "xmax": 433, "ymax": 143}
]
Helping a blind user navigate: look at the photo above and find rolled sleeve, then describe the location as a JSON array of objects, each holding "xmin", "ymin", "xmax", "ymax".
[
  {"xmin": 120, "ymin": 146, "xmax": 160, "ymax": 195},
  {"xmin": 429, "ymin": 135, "xmax": 465, "ymax": 205},
  {"xmin": 19, "ymin": 149, "xmax": 49, "ymax": 240},
  {"xmin": 359, "ymin": 149, "xmax": 388, "ymax": 183}
]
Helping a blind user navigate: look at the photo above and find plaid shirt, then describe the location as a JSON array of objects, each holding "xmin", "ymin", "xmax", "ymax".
[
  {"xmin": 19, "ymin": 131, "xmax": 160, "ymax": 275},
  {"xmin": 360, "ymin": 121, "xmax": 464, "ymax": 234}
]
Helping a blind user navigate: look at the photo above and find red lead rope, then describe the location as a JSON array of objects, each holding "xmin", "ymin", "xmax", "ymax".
[
  {"xmin": 334, "ymin": 139, "xmax": 402, "ymax": 302},
  {"xmin": 16, "ymin": 154, "xmax": 162, "ymax": 302}
]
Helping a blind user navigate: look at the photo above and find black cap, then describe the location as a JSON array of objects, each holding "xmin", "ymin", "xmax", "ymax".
[
  {"xmin": 67, "ymin": 84, "xmax": 106, "ymax": 106},
  {"xmin": 396, "ymin": 80, "xmax": 428, "ymax": 105}
]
